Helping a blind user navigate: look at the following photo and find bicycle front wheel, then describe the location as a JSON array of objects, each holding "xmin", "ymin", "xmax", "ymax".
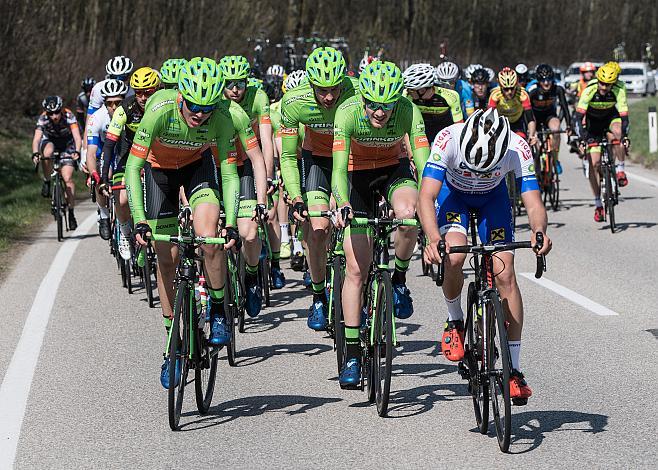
[
  {"xmin": 373, "ymin": 271, "xmax": 394, "ymax": 417},
  {"xmin": 603, "ymin": 164, "xmax": 616, "ymax": 233},
  {"xmin": 225, "ymin": 265, "xmax": 238, "ymax": 367},
  {"xmin": 168, "ymin": 285, "xmax": 191, "ymax": 431},
  {"xmin": 332, "ymin": 256, "xmax": 346, "ymax": 374},
  {"xmin": 143, "ymin": 250, "xmax": 155, "ymax": 308},
  {"xmin": 260, "ymin": 256, "xmax": 271, "ymax": 308},
  {"xmin": 195, "ymin": 293, "xmax": 218, "ymax": 413},
  {"xmin": 465, "ymin": 282, "xmax": 488, "ymax": 434},
  {"xmin": 238, "ymin": 252, "xmax": 246, "ymax": 333},
  {"xmin": 486, "ymin": 291, "xmax": 512, "ymax": 452},
  {"xmin": 550, "ymin": 158, "xmax": 560, "ymax": 211},
  {"xmin": 53, "ymin": 179, "xmax": 63, "ymax": 242}
]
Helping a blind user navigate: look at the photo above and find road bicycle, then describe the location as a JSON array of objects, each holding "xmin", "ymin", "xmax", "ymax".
[
  {"xmin": 536, "ymin": 128, "xmax": 566, "ymax": 211},
  {"xmin": 587, "ymin": 137, "xmax": 620, "ymax": 233},
  {"xmin": 39, "ymin": 152, "xmax": 70, "ymax": 241}
]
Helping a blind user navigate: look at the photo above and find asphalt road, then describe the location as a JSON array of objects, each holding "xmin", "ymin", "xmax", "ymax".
[{"xmin": 1, "ymin": 144, "xmax": 657, "ymax": 469}]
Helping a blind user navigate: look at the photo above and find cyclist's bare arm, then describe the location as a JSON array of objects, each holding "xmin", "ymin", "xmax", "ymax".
[{"xmin": 521, "ymin": 189, "xmax": 552, "ymax": 255}]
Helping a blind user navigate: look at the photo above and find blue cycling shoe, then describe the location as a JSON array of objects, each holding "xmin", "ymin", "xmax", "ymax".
[
  {"xmin": 339, "ymin": 358, "xmax": 361, "ymax": 388},
  {"xmin": 271, "ymin": 267, "xmax": 285, "ymax": 289},
  {"xmin": 393, "ymin": 283, "xmax": 414, "ymax": 319},
  {"xmin": 556, "ymin": 160, "xmax": 563, "ymax": 175},
  {"xmin": 210, "ymin": 315, "xmax": 231, "ymax": 346},
  {"xmin": 160, "ymin": 356, "xmax": 181, "ymax": 389},
  {"xmin": 302, "ymin": 270, "xmax": 312, "ymax": 289},
  {"xmin": 245, "ymin": 282, "xmax": 263, "ymax": 317},
  {"xmin": 307, "ymin": 300, "xmax": 327, "ymax": 331}
]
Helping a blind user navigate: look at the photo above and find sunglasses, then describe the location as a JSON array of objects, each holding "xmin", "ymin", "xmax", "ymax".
[
  {"xmin": 184, "ymin": 98, "xmax": 217, "ymax": 114},
  {"xmin": 225, "ymin": 80, "xmax": 247, "ymax": 90},
  {"xmin": 105, "ymin": 99, "xmax": 123, "ymax": 108},
  {"xmin": 364, "ymin": 99, "xmax": 396, "ymax": 112},
  {"xmin": 501, "ymin": 87, "xmax": 516, "ymax": 93},
  {"xmin": 135, "ymin": 87, "xmax": 157, "ymax": 97},
  {"xmin": 46, "ymin": 111, "xmax": 61, "ymax": 116}
]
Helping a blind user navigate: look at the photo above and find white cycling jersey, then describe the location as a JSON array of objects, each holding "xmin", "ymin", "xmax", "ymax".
[
  {"xmin": 422, "ymin": 123, "xmax": 539, "ymax": 195},
  {"xmin": 87, "ymin": 105, "xmax": 111, "ymax": 151}
]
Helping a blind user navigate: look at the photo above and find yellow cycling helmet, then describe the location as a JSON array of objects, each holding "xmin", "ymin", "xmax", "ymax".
[
  {"xmin": 498, "ymin": 67, "xmax": 518, "ymax": 88},
  {"xmin": 604, "ymin": 61, "xmax": 622, "ymax": 75},
  {"xmin": 596, "ymin": 63, "xmax": 618, "ymax": 84},
  {"xmin": 130, "ymin": 67, "xmax": 161, "ymax": 89}
]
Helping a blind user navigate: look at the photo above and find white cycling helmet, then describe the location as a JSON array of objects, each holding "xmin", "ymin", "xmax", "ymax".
[
  {"xmin": 484, "ymin": 67, "xmax": 496, "ymax": 82},
  {"xmin": 403, "ymin": 63, "xmax": 436, "ymax": 89},
  {"xmin": 515, "ymin": 63, "xmax": 528, "ymax": 75},
  {"xmin": 435, "ymin": 61, "xmax": 459, "ymax": 83},
  {"xmin": 105, "ymin": 56, "xmax": 134, "ymax": 77},
  {"xmin": 458, "ymin": 108, "xmax": 511, "ymax": 173},
  {"xmin": 464, "ymin": 63, "xmax": 482, "ymax": 80},
  {"xmin": 100, "ymin": 79, "xmax": 129, "ymax": 99},
  {"xmin": 284, "ymin": 69, "xmax": 307, "ymax": 91},
  {"xmin": 267, "ymin": 64, "xmax": 285, "ymax": 77}
]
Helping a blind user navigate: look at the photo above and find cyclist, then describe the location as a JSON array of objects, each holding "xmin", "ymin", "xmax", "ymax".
[
  {"xmin": 515, "ymin": 63, "xmax": 530, "ymax": 89},
  {"xmin": 574, "ymin": 63, "xmax": 629, "ymax": 222},
  {"xmin": 88, "ymin": 56, "xmax": 134, "ymax": 116},
  {"xmin": 126, "ymin": 58, "xmax": 265, "ymax": 387},
  {"xmin": 98, "ymin": 67, "xmax": 162, "ymax": 258},
  {"xmin": 218, "ymin": 55, "xmax": 273, "ymax": 316},
  {"xmin": 526, "ymin": 64, "xmax": 572, "ymax": 174},
  {"xmin": 280, "ymin": 46, "xmax": 359, "ymax": 331},
  {"xmin": 31, "ymin": 96, "xmax": 82, "ymax": 229},
  {"xmin": 76, "ymin": 77, "xmax": 96, "ymax": 127},
  {"xmin": 569, "ymin": 62, "xmax": 597, "ymax": 98},
  {"xmin": 418, "ymin": 109, "xmax": 552, "ymax": 405},
  {"xmin": 403, "ymin": 63, "xmax": 463, "ymax": 144},
  {"xmin": 86, "ymin": 80, "xmax": 129, "ymax": 240},
  {"xmin": 488, "ymin": 67, "xmax": 536, "ymax": 145},
  {"xmin": 266, "ymin": 64, "xmax": 285, "ymax": 78},
  {"xmin": 160, "ymin": 58, "xmax": 187, "ymax": 89},
  {"xmin": 469, "ymin": 68, "xmax": 492, "ymax": 113},
  {"xmin": 332, "ymin": 61, "xmax": 430, "ymax": 386},
  {"xmin": 434, "ymin": 61, "xmax": 460, "ymax": 89}
]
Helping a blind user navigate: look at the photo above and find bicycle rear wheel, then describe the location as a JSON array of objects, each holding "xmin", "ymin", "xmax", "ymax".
[
  {"xmin": 225, "ymin": 266, "xmax": 238, "ymax": 367},
  {"xmin": 260, "ymin": 256, "xmax": 271, "ymax": 308},
  {"xmin": 168, "ymin": 285, "xmax": 191, "ymax": 431},
  {"xmin": 550, "ymin": 158, "xmax": 560, "ymax": 211},
  {"xmin": 53, "ymin": 180, "xmax": 63, "ymax": 242},
  {"xmin": 464, "ymin": 282, "xmax": 488, "ymax": 434},
  {"xmin": 487, "ymin": 291, "xmax": 512, "ymax": 452},
  {"xmin": 238, "ymin": 252, "xmax": 246, "ymax": 333},
  {"xmin": 332, "ymin": 256, "xmax": 346, "ymax": 374},
  {"xmin": 373, "ymin": 271, "xmax": 394, "ymax": 417}
]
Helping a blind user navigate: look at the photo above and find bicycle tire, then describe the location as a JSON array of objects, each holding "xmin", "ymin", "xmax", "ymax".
[
  {"xmin": 487, "ymin": 291, "xmax": 512, "ymax": 452},
  {"xmin": 195, "ymin": 289, "xmax": 218, "ymax": 413},
  {"xmin": 366, "ymin": 283, "xmax": 376, "ymax": 403},
  {"xmin": 465, "ymin": 282, "xmax": 489, "ymax": 434},
  {"xmin": 225, "ymin": 264, "xmax": 238, "ymax": 367},
  {"xmin": 550, "ymin": 158, "xmax": 560, "ymax": 211},
  {"xmin": 168, "ymin": 285, "xmax": 190, "ymax": 431},
  {"xmin": 261, "ymin": 256, "xmax": 271, "ymax": 308},
  {"xmin": 238, "ymin": 252, "xmax": 246, "ymax": 333},
  {"xmin": 53, "ymin": 180, "xmax": 63, "ymax": 242},
  {"xmin": 332, "ymin": 256, "xmax": 346, "ymax": 374},
  {"xmin": 125, "ymin": 259, "xmax": 133, "ymax": 294},
  {"xmin": 120, "ymin": 256, "xmax": 128, "ymax": 288},
  {"xmin": 143, "ymin": 251, "xmax": 155, "ymax": 308},
  {"xmin": 374, "ymin": 271, "xmax": 394, "ymax": 417},
  {"xmin": 604, "ymin": 164, "xmax": 616, "ymax": 233}
]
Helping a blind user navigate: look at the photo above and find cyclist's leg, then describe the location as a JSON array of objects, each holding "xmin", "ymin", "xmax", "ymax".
[
  {"xmin": 39, "ymin": 140, "xmax": 54, "ymax": 182},
  {"xmin": 386, "ymin": 160, "xmax": 419, "ymax": 318},
  {"xmin": 547, "ymin": 115, "xmax": 562, "ymax": 171},
  {"xmin": 608, "ymin": 119, "xmax": 626, "ymax": 183},
  {"xmin": 60, "ymin": 160, "xmax": 76, "ymax": 208}
]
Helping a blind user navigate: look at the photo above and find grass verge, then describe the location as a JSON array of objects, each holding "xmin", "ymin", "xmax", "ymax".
[{"xmin": 628, "ymin": 95, "xmax": 658, "ymax": 168}]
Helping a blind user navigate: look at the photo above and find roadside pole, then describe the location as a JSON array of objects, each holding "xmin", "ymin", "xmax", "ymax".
[{"xmin": 649, "ymin": 106, "xmax": 658, "ymax": 153}]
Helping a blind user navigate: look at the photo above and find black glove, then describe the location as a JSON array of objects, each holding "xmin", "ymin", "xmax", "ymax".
[
  {"xmin": 132, "ymin": 222, "xmax": 151, "ymax": 242},
  {"xmin": 289, "ymin": 201, "xmax": 307, "ymax": 222},
  {"xmin": 224, "ymin": 226, "xmax": 242, "ymax": 250},
  {"xmin": 340, "ymin": 205, "xmax": 353, "ymax": 226},
  {"xmin": 255, "ymin": 203, "xmax": 268, "ymax": 221}
]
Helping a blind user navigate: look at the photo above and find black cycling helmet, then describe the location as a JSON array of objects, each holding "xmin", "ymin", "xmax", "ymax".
[
  {"xmin": 535, "ymin": 64, "xmax": 555, "ymax": 81},
  {"xmin": 263, "ymin": 74, "xmax": 284, "ymax": 102},
  {"xmin": 471, "ymin": 68, "xmax": 490, "ymax": 84},
  {"xmin": 81, "ymin": 77, "xmax": 96, "ymax": 92},
  {"xmin": 42, "ymin": 95, "xmax": 63, "ymax": 113}
]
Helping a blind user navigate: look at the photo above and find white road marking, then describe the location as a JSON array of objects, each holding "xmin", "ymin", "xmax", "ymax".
[
  {"xmin": 625, "ymin": 171, "xmax": 658, "ymax": 188},
  {"xmin": 0, "ymin": 213, "xmax": 97, "ymax": 469},
  {"xmin": 520, "ymin": 273, "xmax": 619, "ymax": 316}
]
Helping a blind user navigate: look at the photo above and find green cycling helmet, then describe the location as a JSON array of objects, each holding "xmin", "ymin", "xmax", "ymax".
[
  {"xmin": 160, "ymin": 58, "xmax": 185, "ymax": 85},
  {"xmin": 359, "ymin": 61, "xmax": 404, "ymax": 104},
  {"xmin": 218, "ymin": 55, "xmax": 251, "ymax": 80},
  {"xmin": 305, "ymin": 47, "xmax": 346, "ymax": 87},
  {"xmin": 248, "ymin": 77, "xmax": 264, "ymax": 89},
  {"xmin": 178, "ymin": 57, "xmax": 224, "ymax": 105}
]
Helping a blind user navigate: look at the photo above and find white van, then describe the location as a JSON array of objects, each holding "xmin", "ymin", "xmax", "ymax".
[{"xmin": 619, "ymin": 62, "xmax": 656, "ymax": 96}]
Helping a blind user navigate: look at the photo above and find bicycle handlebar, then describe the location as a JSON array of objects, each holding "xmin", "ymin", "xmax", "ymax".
[
  {"xmin": 435, "ymin": 232, "xmax": 546, "ymax": 286},
  {"xmin": 150, "ymin": 233, "xmax": 226, "ymax": 246}
]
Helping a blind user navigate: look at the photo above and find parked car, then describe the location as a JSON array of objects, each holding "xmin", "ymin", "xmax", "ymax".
[{"xmin": 619, "ymin": 62, "xmax": 656, "ymax": 96}]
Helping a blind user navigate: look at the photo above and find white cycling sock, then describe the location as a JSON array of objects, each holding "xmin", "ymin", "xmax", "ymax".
[
  {"xmin": 280, "ymin": 223, "xmax": 290, "ymax": 243},
  {"xmin": 616, "ymin": 162, "xmax": 625, "ymax": 171},
  {"xmin": 445, "ymin": 294, "xmax": 463, "ymax": 322},
  {"xmin": 98, "ymin": 205, "xmax": 110, "ymax": 219},
  {"xmin": 292, "ymin": 238, "xmax": 303, "ymax": 254},
  {"xmin": 594, "ymin": 198, "xmax": 603, "ymax": 208},
  {"xmin": 119, "ymin": 221, "xmax": 132, "ymax": 237},
  {"xmin": 509, "ymin": 341, "xmax": 521, "ymax": 370}
]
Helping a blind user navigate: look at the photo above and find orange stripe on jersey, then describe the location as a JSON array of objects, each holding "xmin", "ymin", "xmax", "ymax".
[
  {"xmin": 259, "ymin": 115, "xmax": 271, "ymax": 124},
  {"xmin": 333, "ymin": 139, "xmax": 346, "ymax": 151},
  {"xmin": 131, "ymin": 143, "xmax": 148, "ymax": 159},
  {"xmin": 620, "ymin": 111, "xmax": 628, "ymax": 117},
  {"xmin": 414, "ymin": 135, "xmax": 429, "ymax": 148},
  {"xmin": 281, "ymin": 127, "xmax": 298, "ymax": 136},
  {"xmin": 106, "ymin": 132, "xmax": 120, "ymax": 142},
  {"xmin": 245, "ymin": 135, "xmax": 259, "ymax": 150}
]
